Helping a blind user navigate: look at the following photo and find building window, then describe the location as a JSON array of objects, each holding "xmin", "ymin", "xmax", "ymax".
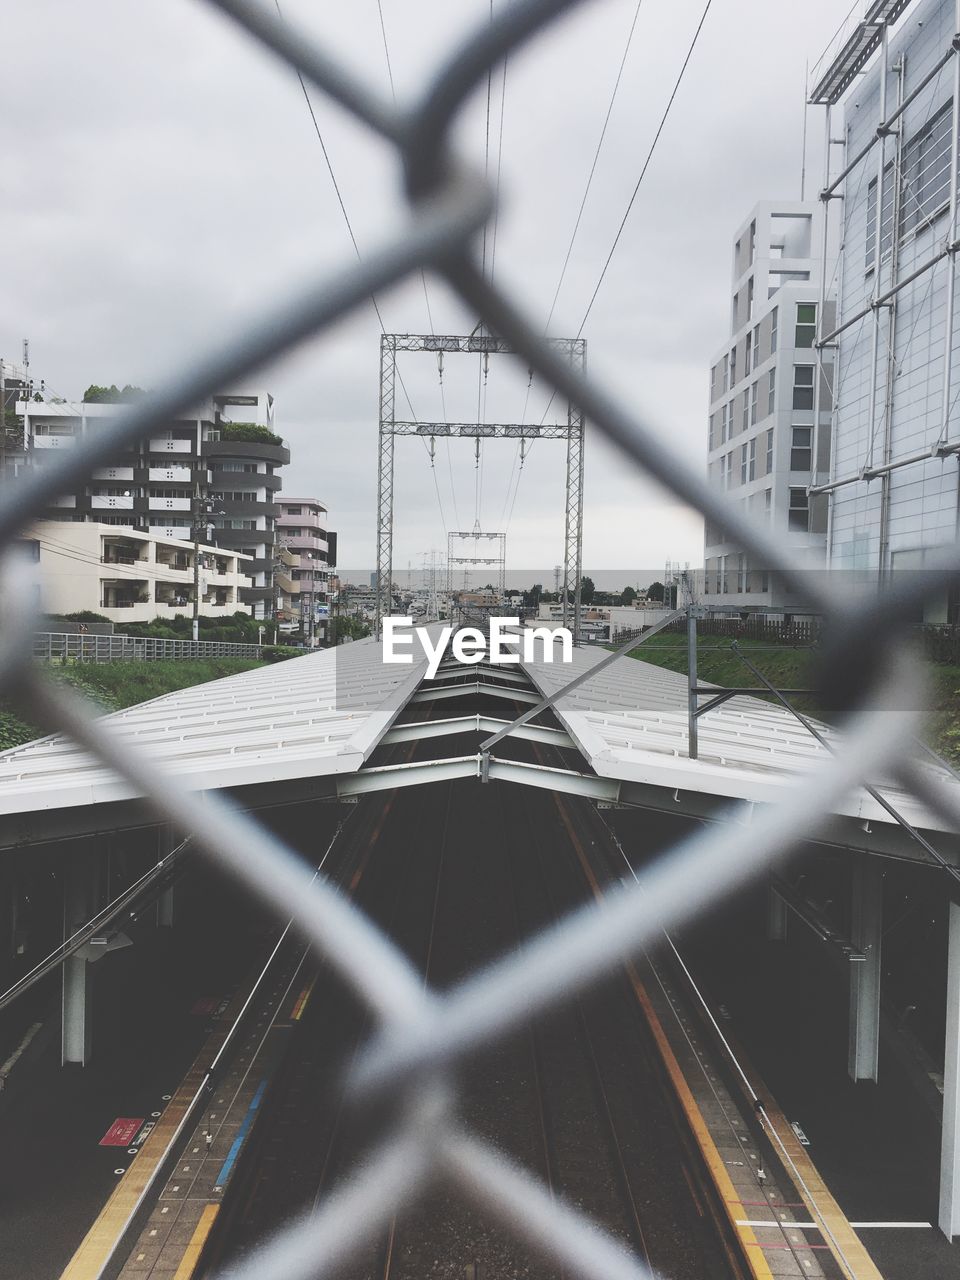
[
  {"xmin": 753, "ymin": 322, "xmax": 761, "ymax": 366},
  {"xmin": 748, "ymin": 435, "xmax": 757, "ymax": 481},
  {"xmin": 747, "ymin": 276, "xmax": 755, "ymax": 322},
  {"xmin": 722, "ymin": 353, "xmax": 729, "ymax": 393},
  {"xmin": 764, "ymin": 487, "xmax": 772, "ymax": 517},
  {"xmin": 768, "ymin": 367, "xmax": 776, "ymax": 416},
  {"xmin": 722, "ymin": 452, "xmax": 733, "ymax": 489},
  {"xmin": 795, "ymin": 303, "xmax": 816, "ymax": 348},
  {"xmin": 740, "ymin": 443, "xmax": 749, "ymax": 486},
  {"xmin": 730, "ymin": 344, "xmax": 738, "ymax": 387},
  {"xmin": 865, "ymin": 166, "xmax": 895, "ymax": 268},
  {"xmin": 284, "ymin": 506, "xmax": 302, "ymax": 515},
  {"xmin": 721, "ymin": 554, "xmax": 730, "ymax": 593},
  {"xmin": 901, "ymin": 101, "xmax": 953, "ymax": 237},
  {"xmin": 791, "ymin": 426, "xmax": 812, "ymax": 471},
  {"xmin": 749, "ymin": 220, "xmax": 756, "ymax": 263},
  {"xmin": 771, "ymin": 307, "xmax": 778, "ymax": 353},
  {"xmin": 766, "ymin": 428, "xmax": 774, "ymax": 473},
  {"xmin": 721, "ymin": 401, "xmax": 731, "ymax": 443},
  {"xmin": 788, "ymin": 487, "xmax": 809, "ymax": 532},
  {"xmin": 793, "ymin": 364, "xmax": 815, "ymax": 410},
  {"xmin": 737, "ymin": 554, "xmax": 746, "ymax": 593},
  {"xmin": 742, "ymin": 390, "xmax": 749, "ymax": 432},
  {"xmin": 750, "ymin": 380, "xmax": 759, "ymax": 427},
  {"xmin": 745, "ymin": 330, "xmax": 753, "ymax": 376}
]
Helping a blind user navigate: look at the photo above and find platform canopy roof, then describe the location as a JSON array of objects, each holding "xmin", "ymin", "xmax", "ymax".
[
  {"xmin": 0, "ymin": 639, "xmax": 426, "ymax": 825},
  {"xmin": 0, "ymin": 628, "xmax": 957, "ymax": 866}
]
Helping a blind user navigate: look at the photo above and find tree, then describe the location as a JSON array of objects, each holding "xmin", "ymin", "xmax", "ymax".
[
  {"xmin": 579, "ymin": 575, "xmax": 595, "ymax": 605},
  {"xmin": 83, "ymin": 383, "xmax": 147, "ymax": 403},
  {"xmin": 646, "ymin": 580, "xmax": 665, "ymax": 602},
  {"xmin": 620, "ymin": 586, "xmax": 637, "ymax": 606},
  {"xmin": 522, "ymin": 583, "xmax": 543, "ymax": 608}
]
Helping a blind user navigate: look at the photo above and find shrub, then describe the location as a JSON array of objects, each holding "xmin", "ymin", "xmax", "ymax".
[
  {"xmin": 260, "ymin": 645, "xmax": 302, "ymax": 663},
  {"xmin": 218, "ymin": 421, "xmax": 283, "ymax": 446}
]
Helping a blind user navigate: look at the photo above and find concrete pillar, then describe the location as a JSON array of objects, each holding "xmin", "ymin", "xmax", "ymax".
[
  {"xmin": 767, "ymin": 884, "xmax": 788, "ymax": 941},
  {"xmin": 847, "ymin": 861, "xmax": 882, "ymax": 1084},
  {"xmin": 940, "ymin": 901, "xmax": 960, "ymax": 1239},
  {"xmin": 61, "ymin": 854, "xmax": 97, "ymax": 1067}
]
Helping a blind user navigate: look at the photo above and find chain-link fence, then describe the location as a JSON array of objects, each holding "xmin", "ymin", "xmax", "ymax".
[{"xmin": 3, "ymin": 2, "xmax": 960, "ymax": 1277}]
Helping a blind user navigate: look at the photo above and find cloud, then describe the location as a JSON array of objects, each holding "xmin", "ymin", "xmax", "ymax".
[{"xmin": 1, "ymin": 0, "xmax": 844, "ymax": 572}]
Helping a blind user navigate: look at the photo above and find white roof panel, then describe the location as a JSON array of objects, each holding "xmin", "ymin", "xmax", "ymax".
[
  {"xmin": 518, "ymin": 644, "xmax": 953, "ymax": 833},
  {"xmin": 0, "ymin": 638, "xmax": 427, "ymax": 817}
]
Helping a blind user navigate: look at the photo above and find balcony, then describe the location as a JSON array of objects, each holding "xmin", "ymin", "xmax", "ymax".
[
  {"xmin": 92, "ymin": 495, "xmax": 134, "ymax": 510},
  {"xmin": 101, "ymin": 580, "xmax": 150, "ymax": 610},
  {"xmin": 149, "ymin": 438, "xmax": 193, "ymax": 454},
  {"xmin": 101, "ymin": 538, "xmax": 148, "ymax": 567},
  {"xmin": 148, "ymin": 497, "xmax": 192, "ymax": 512},
  {"xmin": 148, "ymin": 466, "xmax": 191, "ymax": 483},
  {"xmin": 34, "ymin": 434, "xmax": 75, "ymax": 449},
  {"xmin": 92, "ymin": 466, "xmax": 135, "ymax": 481},
  {"xmin": 50, "ymin": 495, "xmax": 76, "ymax": 508}
]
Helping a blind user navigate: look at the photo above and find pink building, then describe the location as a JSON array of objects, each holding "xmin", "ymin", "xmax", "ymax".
[{"xmin": 276, "ymin": 497, "xmax": 332, "ymax": 643}]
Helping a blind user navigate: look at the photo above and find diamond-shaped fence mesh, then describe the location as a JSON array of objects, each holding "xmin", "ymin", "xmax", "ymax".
[{"xmin": 3, "ymin": 2, "xmax": 959, "ymax": 1277}]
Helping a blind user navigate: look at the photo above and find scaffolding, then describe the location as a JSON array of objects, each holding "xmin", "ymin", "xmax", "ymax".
[
  {"xmin": 808, "ymin": 0, "xmax": 960, "ymax": 590},
  {"xmin": 376, "ymin": 332, "xmax": 586, "ymax": 638}
]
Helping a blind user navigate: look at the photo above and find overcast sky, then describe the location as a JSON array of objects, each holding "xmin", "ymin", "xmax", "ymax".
[{"xmin": 1, "ymin": 0, "xmax": 851, "ymax": 577}]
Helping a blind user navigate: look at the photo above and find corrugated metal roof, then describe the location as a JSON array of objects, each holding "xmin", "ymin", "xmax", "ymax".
[
  {"xmin": 0, "ymin": 638, "xmax": 426, "ymax": 817},
  {"xmin": 517, "ymin": 643, "xmax": 952, "ymax": 833}
]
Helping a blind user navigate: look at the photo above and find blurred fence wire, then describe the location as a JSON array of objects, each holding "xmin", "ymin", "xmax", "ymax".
[{"xmin": 2, "ymin": 1, "xmax": 956, "ymax": 1277}]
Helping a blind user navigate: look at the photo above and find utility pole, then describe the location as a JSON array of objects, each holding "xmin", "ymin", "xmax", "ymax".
[{"xmin": 192, "ymin": 486, "xmax": 223, "ymax": 642}]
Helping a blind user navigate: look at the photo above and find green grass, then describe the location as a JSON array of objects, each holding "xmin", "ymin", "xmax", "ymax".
[
  {"xmin": 628, "ymin": 632, "xmax": 960, "ymax": 765},
  {"xmin": 0, "ymin": 657, "xmax": 263, "ymax": 753}
]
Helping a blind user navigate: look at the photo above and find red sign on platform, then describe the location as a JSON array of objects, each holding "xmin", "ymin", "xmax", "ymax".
[{"xmin": 100, "ymin": 1117, "xmax": 144, "ymax": 1147}]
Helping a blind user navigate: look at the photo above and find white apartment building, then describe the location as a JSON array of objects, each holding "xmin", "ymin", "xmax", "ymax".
[
  {"xmin": 809, "ymin": 0, "xmax": 960, "ymax": 621},
  {"xmin": 704, "ymin": 203, "xmax": 835, "ymax": 616},
  {"xmin": 15, "ymin": 390, "xmax": 289, "ymax": 619},
  {"xmin": 26, "ymin": 522, "xmax": 252, "ymax": 624}
]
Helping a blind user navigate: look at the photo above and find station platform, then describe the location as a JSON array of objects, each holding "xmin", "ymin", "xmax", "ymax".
[{"xmin": 680, "ymin": 885, "xmax": 960, "ymax": 1280}]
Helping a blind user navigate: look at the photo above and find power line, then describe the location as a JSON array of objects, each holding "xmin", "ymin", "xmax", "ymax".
[
  {"xmin": 577, "ymin": 0, "xmax": 714, "ymax": 336},
  {"xmin": 273, "ymin": 0, "xmax": 447, "ymax": 536},
  {"xmin": 544, "ymin": 0, "xmax": 644, "ymax": 333}
]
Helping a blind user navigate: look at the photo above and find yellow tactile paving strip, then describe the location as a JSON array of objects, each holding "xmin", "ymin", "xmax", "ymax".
[
  {"xmin": 553, "ymin": 793, "xmax": 867, "ymax": 1279},
  {"xmin": 728, "ymin": 1036, "xmax": 886, "ymax": 1280},
  {"xmin": 58, "ymin": 954, "xmax": 287, "ymax": 1280}
]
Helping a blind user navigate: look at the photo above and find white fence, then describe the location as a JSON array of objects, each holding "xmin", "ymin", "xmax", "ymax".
[{"xmin": 33, "ymin": 632, "xmax": 264, "ymax": 662}]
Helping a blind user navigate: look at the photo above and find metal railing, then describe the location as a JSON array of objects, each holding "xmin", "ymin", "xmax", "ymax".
[
  {"xmin": 4, "ymin": 2, "xmax": 960, "ymax": 1278},
  {"xmin": 32, "ymin": 632, "xmax": 264, "ymax": 662}
]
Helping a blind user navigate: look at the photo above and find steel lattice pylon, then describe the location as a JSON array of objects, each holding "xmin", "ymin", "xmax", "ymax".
[{"xmin": 375, "ymin": 332, "xmax": 586, "ymax": 637}]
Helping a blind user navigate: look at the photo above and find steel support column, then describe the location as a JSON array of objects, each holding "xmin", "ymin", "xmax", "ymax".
[
  {"xmin": 62, "ymin": 852, "xmax": 98, "ymax": 1067},
  {"xmin": 847, "ymin": 860, "xmax": 883, "ymax": 1083},
  {"xmin": 375, "ymin": 334, "xmax": 397, "ymax": 638},
  {"xmin": 940, "ymin": 899, "xmax": 960, "ymax": 1238},
  {"xmin": 687, "ymin": 607, "xmax": 700, "ymax": 760},
  {"xmin": 767, "ymin": 883, "xmax": 788, "ymax": 941},
  {"xmin": 561, "ymin": 343, "xmax": 585, "ymax": 642}
]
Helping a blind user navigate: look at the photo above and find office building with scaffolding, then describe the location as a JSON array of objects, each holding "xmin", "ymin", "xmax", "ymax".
[
  {"xmin": 810, "ymin": 0, "xmax": 960, "ymax": 619},
  {"xmin": 703, "ymin": 202, "xmax": 834, "ymax": 616}
]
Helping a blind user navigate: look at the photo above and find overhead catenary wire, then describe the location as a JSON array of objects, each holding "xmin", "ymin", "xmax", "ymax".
[
  {"xmin": 274, "ymin": 0, "xmax": 447, "ymax": 535},
  {"xmin": 576, "ymin": 0, "xmax": 714, "ymax": 337},
  {"xmin": 543, "ymin": 0, "xmax": 643, "ymax": 333}
]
